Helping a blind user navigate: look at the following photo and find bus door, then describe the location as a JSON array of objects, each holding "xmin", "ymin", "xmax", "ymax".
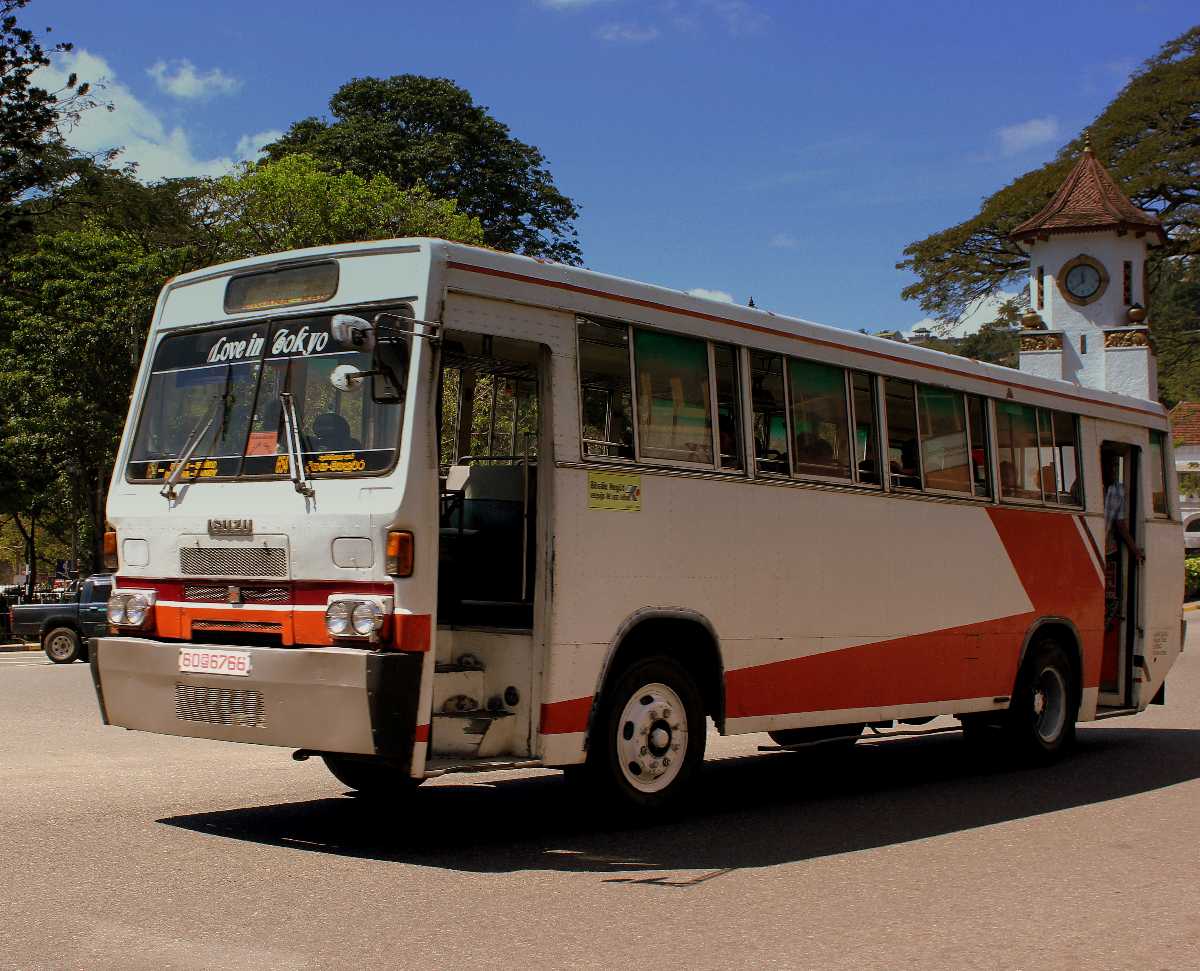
[
  {"xmin": 430, "ymin": 330, "xmax": 544, "ymax": 760},
  {"xmin": 1100, "ymin": 441, "xmax": 1141, "ymax": 707}
]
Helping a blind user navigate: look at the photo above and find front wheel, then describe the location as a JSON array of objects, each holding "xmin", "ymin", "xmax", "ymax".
[
  {"xmin": 43, "ymin": 627, "xmax": 82, "ymax": 664},
  {"xmin": 587, "ymin": 656, "xmax": 707, "ymax": 815},
  {"xmin": 321, "ymin": 755, "xmax": 420, "ymax": 799},
  {"xmin": 1004, "ymin": 640, "xmax": 1078, "ymax": 762}
]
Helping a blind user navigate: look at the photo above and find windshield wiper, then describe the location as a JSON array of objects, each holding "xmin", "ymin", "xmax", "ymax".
[
  {"xmin": 279, "ymin": 391, "xmax": 314, "ymax": 498},
  {"xmin": 160, "ymin": 402, "xmax": 218, "ymax": 501},
  {"xmin": 160, "ymin": 365, "xmax": 234, "ymax": 501}
]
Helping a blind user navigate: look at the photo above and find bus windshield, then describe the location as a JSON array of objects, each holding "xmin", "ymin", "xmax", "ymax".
[{"xmin": 126, "ymin": 313, "xmax": 404, "ymax": 483}]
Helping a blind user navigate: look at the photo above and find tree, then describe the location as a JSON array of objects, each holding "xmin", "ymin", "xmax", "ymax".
[
  {"xmin": 898, "ymin": 26, "xmax": 1200, "ymax": 327},
  {"xmin": 0, "ymin": 0, "xmax": 96, "ymax": 240},
  {"xmin": 1153, "ymin": 260, "xmax": 1200, "ymax": 406},
  {"xmin": 0, "ymin": 227, "xmax": 184, "ymax": 575},
  {"xmin": 198, "ymin": 153, "xmax": 484, "ymax": 260},
  {"xmin": 264, "ymin": 75, "xmax": 581, "ymax": 263}
]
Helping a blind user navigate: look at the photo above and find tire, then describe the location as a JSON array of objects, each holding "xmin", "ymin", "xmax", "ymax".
[
  {"xmin": 1004, "ymin": 639, "xmax": 1079, "ymax": 762},
  {"xmin": 321, "ymin": 755, "xmax": 421, "ymax": 799},
  {"xmin": 585, "ymin": 655, "xmax": 707, "ymax": 816},
  {"xmin": 43, "ymin": 627, "xmax": 82, "ymax": 664},
  {"xmin": 768, "ymin": 723, "xmax": 865, "ymax": 750}
]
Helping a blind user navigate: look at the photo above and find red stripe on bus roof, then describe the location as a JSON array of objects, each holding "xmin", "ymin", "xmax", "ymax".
[{"xmin": 446, "ymin": 260, "xmax": 1162, "ymax": 420}]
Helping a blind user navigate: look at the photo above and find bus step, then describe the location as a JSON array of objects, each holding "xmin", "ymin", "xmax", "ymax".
[{"xmin": 423, "ymin": 757, "xmax": 544, "ymax": 778}]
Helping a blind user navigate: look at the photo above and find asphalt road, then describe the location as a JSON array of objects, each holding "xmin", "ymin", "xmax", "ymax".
[{"xmin": 3, "ymin": 624, "xmax": 1200, "ymax": 971}]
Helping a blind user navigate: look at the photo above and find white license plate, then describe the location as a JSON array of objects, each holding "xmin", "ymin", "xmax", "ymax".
[{"xmin": 178, "ymin": 647, "xmax": 252, "ymax": 677}]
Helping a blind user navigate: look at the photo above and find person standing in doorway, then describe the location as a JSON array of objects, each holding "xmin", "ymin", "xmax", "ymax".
[{"xmin": 1103, "ymin": 451, "xmax": 1144, "ymax": 629}]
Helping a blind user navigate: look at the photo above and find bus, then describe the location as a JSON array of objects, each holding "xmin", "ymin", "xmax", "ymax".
[{"xmin": 91, "ymin": 238, "xmax": 1186, "ymax": 814}]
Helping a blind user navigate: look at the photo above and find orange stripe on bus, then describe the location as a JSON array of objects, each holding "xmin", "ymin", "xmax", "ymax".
[{"xmin": 540, "ymin": 696, "xmax": 593, "ymax": 734}]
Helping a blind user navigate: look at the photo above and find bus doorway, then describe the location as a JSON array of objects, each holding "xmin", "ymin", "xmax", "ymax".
[
  {"xmin": 1100, "ymin": 441, "xmax": 1142, "ymax": 708},
  {"xmin": 430, "ymin": 330, "xmax": 544, "ymax": 761}
]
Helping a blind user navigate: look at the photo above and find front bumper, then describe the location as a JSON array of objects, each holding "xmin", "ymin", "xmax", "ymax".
[{"xmin": 90, "ymin": 637, "xmax": 422, "ymax": 765}]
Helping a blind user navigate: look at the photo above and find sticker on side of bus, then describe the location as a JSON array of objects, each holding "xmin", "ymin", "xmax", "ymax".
[
  {"xmin": 178, "ymin": 647, "xmax": 252, "ymax": 677},
  {"xmin": 587, "ymin": 471, "xmax": 642, "ymax": 511}
]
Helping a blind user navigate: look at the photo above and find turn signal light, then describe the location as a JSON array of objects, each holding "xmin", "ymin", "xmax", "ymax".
[
  {"xmin": 103, "ymin": 530, "xmax": 118, "ymax": 571},
  {"xmin": 386, "ymin": 530, "xmax": 413, "ymax": 578}
]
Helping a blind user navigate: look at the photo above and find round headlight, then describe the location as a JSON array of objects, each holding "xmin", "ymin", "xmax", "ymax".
[
  {"xmin": 125, "ymin": 593, "xmax": 150, "ymax": 627},
  {"xmin": 352, "ymin": 601, "xmax": 384, "ymax": 636},
  {"xmin": 106, "ymin": 596, "xmax": 127, "ymax": 625},
  {"xmin": 325, "ymin": 601, "xmax": 354, "ymax": 637}
]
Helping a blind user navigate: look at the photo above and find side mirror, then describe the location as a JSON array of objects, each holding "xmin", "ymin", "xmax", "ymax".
[
  {"xmin": 329, "ymin": 363, "xmax": 365, "ymax": 392},
  {"xmin": 371, "ymin": 340, "xmax": 409, "ymax": 404},
  {"xmin": 330, "ymin": 314, "xmax": 375, "ymax": 351}
]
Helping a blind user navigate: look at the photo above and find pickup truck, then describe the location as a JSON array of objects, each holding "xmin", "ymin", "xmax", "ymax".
[{"xmin": 10, "ymin": 575, "xmax": 113, "ymax": 663}]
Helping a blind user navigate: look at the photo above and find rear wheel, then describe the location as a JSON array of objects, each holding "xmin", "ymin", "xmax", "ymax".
[
  {"xmin": 321, "ymin": 755, "xmax": 420, "ymax": 799},
  {"xmin": 768, "ymin": 723, "xmax": 865, "ymax": 750},
  {"xmin": 586, "ymin": 655, "xmax": 707, "ymax": 816},
  {"xmin": 1004, "ymin": 639, "xmax": 1078, "ymax": 761},
  {"xmin": 43, "ymin": 627, "xmax": 81, "ymax": 664}
]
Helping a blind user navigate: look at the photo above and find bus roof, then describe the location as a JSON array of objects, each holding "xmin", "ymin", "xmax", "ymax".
[{"xmin": 163, "ymin": 237, "xmax": 1167, "ymax": 425}]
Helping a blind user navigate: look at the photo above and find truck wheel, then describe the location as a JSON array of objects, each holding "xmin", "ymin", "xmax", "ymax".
[
  {"xmin": 1004, "ymin": 638, "xmax": 1078, "ymax": 762},
  {"xmin": 43, "ymin": 627, "xmax": 82, "ymax": 664},
  {"xmin": 586, "ymin": 655, "xmax": 706, "ymax": 816},
  {"xmin": 321, "ymin": 755, "xmax": 420, "ymax": 799},
  {"xmin": 768, "ymin": 723, "xmax": 865, "ymax": 750}
]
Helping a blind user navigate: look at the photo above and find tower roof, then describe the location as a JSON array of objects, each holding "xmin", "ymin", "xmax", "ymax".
[{"xmin": 1010, "ymin": 145, "xmax": 1167, "ymax": 244}]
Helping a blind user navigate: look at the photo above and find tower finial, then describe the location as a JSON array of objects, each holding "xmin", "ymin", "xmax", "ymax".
[{"xmin": 1083, "ymin": 129, "xmax": 1093, "ymax": 154}]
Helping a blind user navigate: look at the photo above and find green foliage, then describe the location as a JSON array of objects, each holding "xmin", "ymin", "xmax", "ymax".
[
  {"xmin": 1152, "ymin": 260, "xmax": 1200, "ymax": 407},
  {"xmin": 264, "ymin": 75, "xmax": 581, "ymax": 263},
  {"xmin": 1186, "ymin": 558, "xmax": 1200, "ymax": 601},
  {"xmin": 200, "ymin": 154, "xmax": 484, "ymax": 260},
  {"xmin": 0, "ymin": 226, "xmax": 187, "ymax": 571},
  {"xmin": 0, "ymin": 1, "xmax": 97, "ymax": 239},
  {"xmin": 898, "ymin": 25, "xmax": 1200, "ymax": 326}
]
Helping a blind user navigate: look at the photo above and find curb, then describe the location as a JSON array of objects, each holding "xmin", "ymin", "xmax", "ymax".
[
  {"xmin": 0, "ymin": 642, "xmax": 40, "ymax": 653},
  {"xmin": 1186, "ymin": 603, "xmax": 1200, "ymax": 614}
]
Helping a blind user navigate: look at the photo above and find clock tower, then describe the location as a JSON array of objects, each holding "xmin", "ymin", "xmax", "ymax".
[{"xmin": 1009, "ymin": 137, "xmax": 1166, "ymax": 400}]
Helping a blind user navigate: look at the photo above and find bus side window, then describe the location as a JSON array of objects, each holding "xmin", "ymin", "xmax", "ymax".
[
  {"xmin": 750, "ymin": 351, "xmax": 789, "ymax": 475},
  {"xmin": 966, "ymin": 395, "xmax": 991, "ymax": 499},
  {"xmin": 788, "ymin": 358, "xmax": 851, "ymax": 480},
  {"xmin": 995, "ymin": 401, "xmax": 1043, "ymax": 502},
  {"xmin": 850, "ymin": 371, "xmax": 880, "ymax": 486},
  {"xmin": 713, "ymin": 344, "xmax": 744, "ymax": 471},
  {"xmin": 916, "ymin": 385, "xmax": 972, "ymax": 494},
  {"xmin": 884, "ymin": 377, "xmax": 922, "ymax": 489},
  {"xmin": 1051, "ymin": 411, "xmax": 1081, "ymax": 506},
  {"xmin": 633, "ymin": 329, "xmax": 714, "ymax": 466},
  {"xmin": 1149, "ymin": 429, "xmax": 1168, "ymax": 517},
  {"xmin": 577, "ymin": 317, "xmax": 634, "ymax": 459}
]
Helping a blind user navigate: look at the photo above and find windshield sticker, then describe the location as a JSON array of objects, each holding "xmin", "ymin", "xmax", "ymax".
[{"xmin": 207, "ymin": 333, "xmax": 266, "ymax": 364}]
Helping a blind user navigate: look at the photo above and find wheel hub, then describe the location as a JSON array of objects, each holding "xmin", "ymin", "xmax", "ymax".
[{"xmin": 617, "ymin": 683, "xmax": 688, "ymax": 794}]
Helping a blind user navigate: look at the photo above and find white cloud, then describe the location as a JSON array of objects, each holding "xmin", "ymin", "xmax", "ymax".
[
  {"xmin": 906, "ymin": 291, "xmax": 1022, "ymax": 339},
  {"xmin": 687, "ymin": 287, "xmax": 735, "ymax": 303},
  {"xmin": 596, "ymin": 22, "xmax": 660, "ymax": 42},
  {"xmin": 769, "ymin": 232, "xmax": 798, "ymax": 249},
  {"xmin": 997, "ymin": 116, "xmax": 1059, "ymax": 157},
  {"xmin": 234, "ymin": 129, "xmax": 283, "ymax": 161},
  {"xmin": 147, "ymin": 59, "xmax": 241, "ymax": 100},
  {"xmin": 34, "ymin": 49, "xmax": 274, "ymax": 181}
]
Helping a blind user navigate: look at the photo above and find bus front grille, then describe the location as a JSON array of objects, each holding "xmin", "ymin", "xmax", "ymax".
[
  {"xmin": 184, "ymin": 584, "xmax": 289, "ymax": 603},
  {"xmin": 175, "ymin": 684, "xmax": 265, "ymax": 728},
  {"xmin": 180, "ymin": 547, "xmax": 287, "ymax": 578}
]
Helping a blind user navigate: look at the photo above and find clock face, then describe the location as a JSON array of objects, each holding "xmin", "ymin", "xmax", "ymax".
[{"xmin": 1065, "ymin": 262, "xmax": 1102, "ymax": 299}]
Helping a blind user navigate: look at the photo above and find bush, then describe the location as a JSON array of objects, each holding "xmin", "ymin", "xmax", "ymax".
[{"xmin": 1187, "ymin": 558, "xmax": 1200, "ymax": 601}]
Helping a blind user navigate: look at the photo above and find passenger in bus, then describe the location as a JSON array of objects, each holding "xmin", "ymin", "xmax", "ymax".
[
  {"xmin": 999, "ymin": 460, "xmax": 1017, "ymax": 494},
  {"xmin": 312, "ymin": 413, "xmax": 362, "ymax": 453},
  {"xmin": 890, "ymin": 439, "xmax": 921, "ymax": 488},
  {"xmin": 1102, "ymin": 452, "xmax": 1144, "ymax": 629}
]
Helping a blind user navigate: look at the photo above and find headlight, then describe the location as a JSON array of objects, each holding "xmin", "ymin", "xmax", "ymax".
[
  {"xmin": 107, "ymin": 596, "xmax": 128, "ymax": 625},
  {"xmin": 325, "ymin": 600, "xmax": 355, "ymax": 637},
  {"xmin": 351, "ymin": 601, "xmax": 384, "ymax": 636},
  {"xmin": 125, "ymin": 593, "xmax": 150, "ymax": 627}
]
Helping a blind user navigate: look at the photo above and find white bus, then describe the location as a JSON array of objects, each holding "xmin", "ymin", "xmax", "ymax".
[{"xmin": 92, "ymin": 238, "xmax": 1186, "ymax": 814}]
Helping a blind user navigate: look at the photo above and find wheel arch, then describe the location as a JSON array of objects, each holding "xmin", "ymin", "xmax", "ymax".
[
  {"xmin": 40, "ymin": 618, "xmax": 79, "ymax": 641},
  {"xmin": 591, "ymin": 608, "xmax": 726, "ymax": 736},
  {"xmin": 1014, "ymin": 616, "xmax": 1084, "ymax": 700}
]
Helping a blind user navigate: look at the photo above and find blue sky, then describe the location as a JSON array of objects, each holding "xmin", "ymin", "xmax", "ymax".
[{"xmin": 38, "ymin": 0, "xmax": 1198, "ymax": 333}]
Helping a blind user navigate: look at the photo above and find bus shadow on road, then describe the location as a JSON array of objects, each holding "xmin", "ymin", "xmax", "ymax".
[{"xmin": 159, "ymin": 726, "xmax": 1200, "ymax": 880}]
